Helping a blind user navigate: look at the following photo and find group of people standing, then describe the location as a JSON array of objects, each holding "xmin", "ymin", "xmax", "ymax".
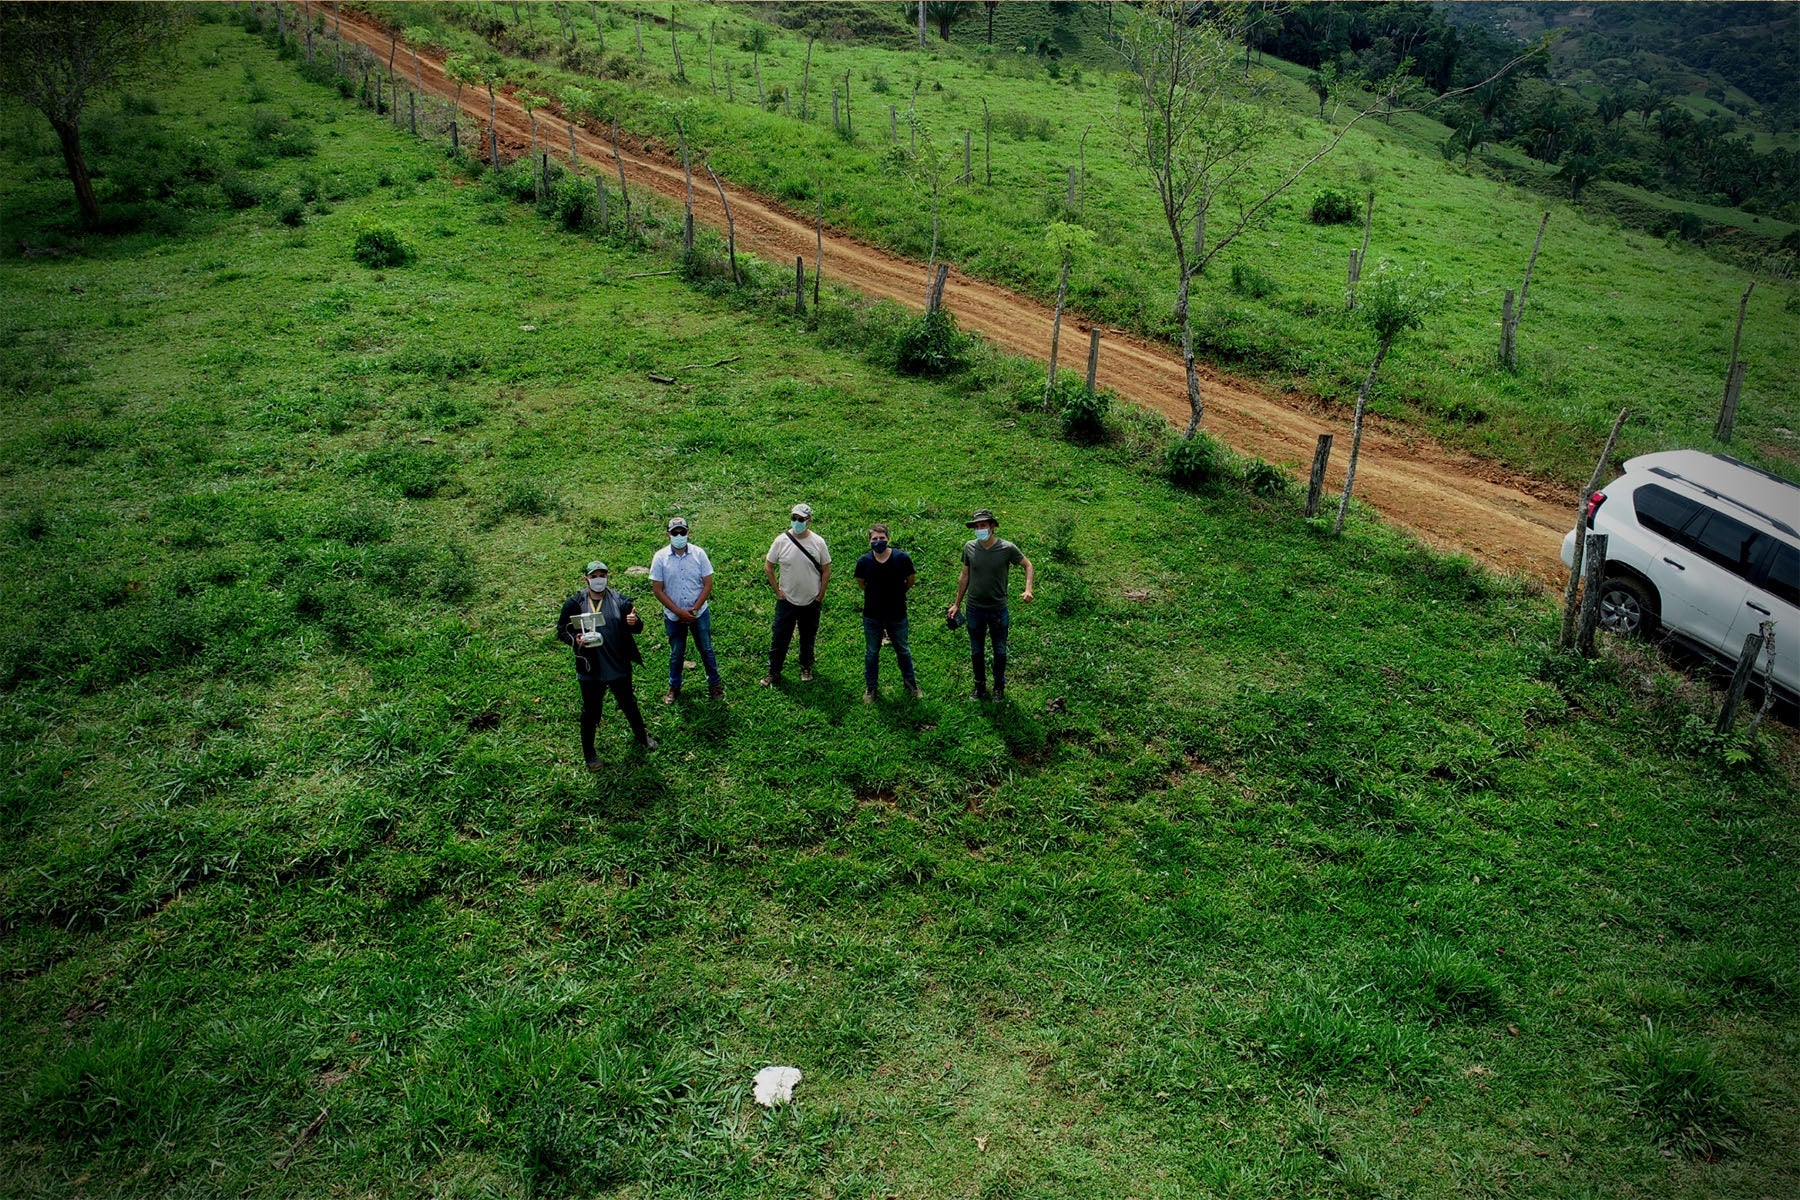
[{"xmin": 555, "ymin": 505, "xmax": 1035, "ymax": 768}]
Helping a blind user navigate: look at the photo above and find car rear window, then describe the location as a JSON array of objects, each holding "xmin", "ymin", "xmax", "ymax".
[
  {"xmin": 1764, "ymin": 541, "xmax": 1800, "ymax": 607},
  {"xmin": 1633, "ymin": 484, "xmax": 1704, "ymax": 540}
]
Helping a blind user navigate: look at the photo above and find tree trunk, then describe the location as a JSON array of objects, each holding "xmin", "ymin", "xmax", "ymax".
[
  {"xmin": 611, "ymin": 119, "xmax": 630, "ymax": 230},
  {"xmin": 706, "ymin": 163, "xmax": 738, "ymax": 283},
  {"xmin": 1046, "ymin": 256, "xmax": 1070, "ymax": 401},
  {"xmin": 800, "ymin": 37, "xmax": 813, "ymax": 120},
  {"xmin": 1175, "ymin": 270, "xmax": 1202, "ymax": 437},
  {"xmin": 1333, "ymin": 337, "xmax": 1392, "ymax": 534},
  {"xmin": 1517, "ymin": 211, "xmax": 1548, "ymax": 320},
  {"xmin": 52, "ymin": 121, "xmax": 100, "ymax": 230}
]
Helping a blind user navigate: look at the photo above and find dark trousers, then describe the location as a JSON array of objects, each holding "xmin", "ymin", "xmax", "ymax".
[
  {"xmin": 768, "ymin": 597, "xmax": 821, "ymax": 676},
  {"xmin": 967, "ymin": 605, "xmax": 1009, "ymax": 694},
  {"xmin": 863, "ymin": 617, "xmax": 915, "ymax": 691},
  {"xmin": 579, "ymin": 675, "xmax": 647, "ymax": 755}
]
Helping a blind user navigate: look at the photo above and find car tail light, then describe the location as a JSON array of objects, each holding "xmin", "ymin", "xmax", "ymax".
[{"xmin": 1584, "ymin": 491, "xmax": 1606, "ymax": 524}]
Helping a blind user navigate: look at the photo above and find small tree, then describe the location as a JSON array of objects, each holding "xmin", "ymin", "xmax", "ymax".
[
  {"xmin": 403, "ymin": 26, "xmax": 434, "ymax": 94},
  {"xmin": 0, "ymin": 2, "xmax": 186, "ymax": 229},
  {"xmin": 1333, "ymin": 262, "xmax": 1448, "ymax": 534},
  {"xmin": 1044, "ymin": 221, "xmax": 1096, "ymax": 401}
]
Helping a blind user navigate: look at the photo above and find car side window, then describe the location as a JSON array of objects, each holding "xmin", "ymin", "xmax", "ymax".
[
  {"xmin": 1633, "ymin": 484, "xmax": 1704, "ymax": 542},
  {"xmin": 1762, "ymin": 541, "xmax": 1800, "ymax": 607},
  {"xmin": 1683, "ymin": 510, "xmax": 1761, "ymax": 579}
]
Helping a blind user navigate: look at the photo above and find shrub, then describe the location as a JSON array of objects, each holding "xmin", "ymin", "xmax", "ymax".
[
  {"xmin": 271, "ymin": 191, "xmax": 305, "ymax": 227},
  {"xmin": 1310, "ymin": 188, "xmax": 1359, "ymax": 225},
  {"xmin": 1616, "ymin": 1022, "xmax": 1743, "ymax": 1156},
  {"xmin": 551, "ymin": 176, "xmax": 594, "ymax": 231},
  {"xmin": 895, "ymin": 307, "xmax": 971, "ymax": 376},
  {"xmin": 1045, "ymin": 373, "xmax": 1108, "ymax": 441},
  {"xmin": 352, "ymin": 222, "xmax": 412, "ymax": 268},
  {"xmin": 1239, "ymin": 457, "xmax": 1289, "ymax": 498},
  {"xmin": 1229, "ymin": 262, "xmax": 1277, "ymax": 299},
  {"xmin": 1165, "ymin": 433, "xmax": 1226, "ymax": 489},
  {"xmin": 219, "ymin": 172, "xmax": 263, "ymax": 209}
]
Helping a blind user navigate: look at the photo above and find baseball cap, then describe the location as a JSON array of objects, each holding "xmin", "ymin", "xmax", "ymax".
[
  {"xmin": 585, "ymin": 560, "xmax": 608, "ymax": 575},
  {"xmin": 790, "ymin": 503, "xmax": 813, "ymax": 520},
  {"xmin": 666, "ymin": 517, "xmax": 689, "ymax": 533}
]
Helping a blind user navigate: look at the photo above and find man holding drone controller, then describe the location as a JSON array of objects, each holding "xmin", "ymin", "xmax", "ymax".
[{"xmin": 556, "ymin": 559, "xmax": 655, "ymax": 767}]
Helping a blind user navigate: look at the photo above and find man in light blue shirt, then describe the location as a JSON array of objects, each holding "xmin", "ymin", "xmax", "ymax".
[{"xmin": 649, "ymin": 517, "xmax": 723, "ymax": 703}]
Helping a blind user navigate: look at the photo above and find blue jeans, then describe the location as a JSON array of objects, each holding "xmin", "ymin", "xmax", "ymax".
[
  {"xmin": 863, "ymin": 617, "xmax": 915, "ymax": 692},
  {"xmin": 665, "ymin": 609, "xmax": 721, "ymax": 690},
  {"xmin": 966, "ymin": 605, "xmax": 1009, "ymax": 694}
]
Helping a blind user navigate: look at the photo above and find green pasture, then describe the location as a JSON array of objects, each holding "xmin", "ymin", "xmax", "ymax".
[
  {"xmin": 2, "ymin": 16, "xmax": 1798, "ymax": 1200},
  {"xmin": 345, "ymin": 1, "xmax": 1800, "ymax": 487}
]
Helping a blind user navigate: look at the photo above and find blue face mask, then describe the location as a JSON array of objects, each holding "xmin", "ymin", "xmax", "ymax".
[
  {"xmin": 791, "ymin": 519, "xmax": 808, "ymax": 535},
  {"xmin": 976, "ymin": 527, "xmax": 993, "ymax": 543},
  {"xmin": 670, "ymin": 534, "xmax": 689, "ymax": 550}
]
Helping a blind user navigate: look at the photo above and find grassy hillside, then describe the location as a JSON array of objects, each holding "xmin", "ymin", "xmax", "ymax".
[
  {"xmin": 3, "ymin": 18, "xmax": 1798, "ymax": 1200},
  {"xmin": 336, "ymin": 0, "xmax": 1800, "ymax": 489}
]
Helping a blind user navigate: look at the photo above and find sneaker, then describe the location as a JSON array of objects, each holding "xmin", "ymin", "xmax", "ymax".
[
  {"xmin": 709, "ymin": 682, "xmax": 724, "ymax": 700},
  {"xmin": 662, "ymin": 687, "xmax": 680, "ymax": 705},
  {"xmin": 970, "ymin": 688, "xmax": 990, "ymax": 702},
  {"xmin": 759, "ymin": 674, "xmax": 777, "ymax": 688},
  {"xmin": 905, "ymin": 682, "xmax": 923, "ymax": 699},
  {"xmin": 993, "ymin": 687, "xmax": 1006, "ymax": 700},
  {"xmin": 800, "ymin": 667, "xmax": 815, "ymax": 683},
  {"xmin": 863, "ymin": 690, "xmax": 875, "ymax": 705},
  {"xmin": 636, "ymin": 736, "xmax": 658, "ymax": 751},
  {"xmin": 584, "ymin": 755, "xmax": 602, "ymax": 771}
]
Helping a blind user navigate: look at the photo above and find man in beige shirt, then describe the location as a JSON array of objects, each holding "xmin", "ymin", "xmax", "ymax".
[{"xmin": 762, "ymin": 502, "xmax": 831, "ymax": 685}]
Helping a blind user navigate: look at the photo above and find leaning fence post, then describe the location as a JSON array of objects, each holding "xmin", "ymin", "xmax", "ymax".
[
  {"xmin": 1716, "ymin": 628, "xmax": 1769, "ymax": 735},
  {"xmin": 1085, "ymin": 327, "xmax": 1102, "ymax": 393},
  {"xmin": 1500, "ymin": 288, "xmax": 1517, "ymax": 370},
  {"xmin": 1305, "ymin": 433, "xmax": 1334, "ymax": 518},
  {"xmin": 451, "ymin": 117, "xmax": 459, "ymax": 156},
  {"xmin": 1575, "ymin": 532, "xmax": 1608, "ymax": 655},
  {"xmin": 1715, "ymin": 282, "xmax": 1754, "ymax": 442},
  {"xmin": 1559, "ymin": 407, "xmax": 1629, "ymax": 649},
  {"xmin": 795, "ymin": 256, "xmax": 805, "ymax": 316}
]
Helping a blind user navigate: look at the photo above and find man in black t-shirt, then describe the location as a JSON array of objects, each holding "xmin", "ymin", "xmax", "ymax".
[{"xmin": 853, "ymin": 523, "xmax": 921, "ymax": 702}]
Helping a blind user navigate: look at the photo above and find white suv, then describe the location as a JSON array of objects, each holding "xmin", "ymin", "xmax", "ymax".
[{"xmin": 1561, "ymin": 450, "xmax": 1798, "ymax": 702}]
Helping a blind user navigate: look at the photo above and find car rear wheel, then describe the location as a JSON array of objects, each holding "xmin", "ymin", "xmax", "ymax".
[{"xmin": 1598, "ymin": 575, "xmax": 1658, "ymax": 639}]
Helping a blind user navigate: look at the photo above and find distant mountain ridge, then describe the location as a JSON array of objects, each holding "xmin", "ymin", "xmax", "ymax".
[{"xmin": 1440, "ymin": 1, "xmax": 1799, "ymax": 131}]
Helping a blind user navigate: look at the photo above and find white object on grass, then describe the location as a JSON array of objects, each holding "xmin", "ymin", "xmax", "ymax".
[{"xmin": 753, "ymin": 1066, "xmax": 802, "ymax": 1108}]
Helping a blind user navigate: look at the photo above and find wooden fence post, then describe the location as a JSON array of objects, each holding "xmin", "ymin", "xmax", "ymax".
[
  {"xmin": 1715, "ymin": 282, "xmax": 1754, "ymax": 441},
  {"xmin": 409, "ymin": 90, "xmax": 417, "ymax": 135},
  {"xmin": 1500, "ymin": 288, "xmax": 1517, "ymax": 370},
  {"xmin": 596, "ymin": 177, "xmax": 608, "ymax": 227},
  {"xmin": 814, "ymin": 193, "xmax": 823, "ymax": 306},
  {"xmin": 890, "ymin": 105, "xmax": 897, "ymax": 144},
  {"xmin": 795, "ymin": 256, "xmax": 805, "ymax": 316},
  {"xmin": 1517, "ymin": 210, "xmax": 1548, "ymax": 319},
  {"xmin": 450, "ymin": 118, "xmax": 458, "ymax": 156},
  {"xmin": 963, "ymin": 131, "xmax": 971, "ymax": 184},
  {"xmin": 1575, "ymin": 532, "xmax": 1608, "ymax": 655},
  {"xmin": 1559, "ymin": 407, "xmax": 1629, "ymax": 649},
  {"xmin": 1304, "ymin": 433, "xmax": 1334, "ymax": 517},
  {"xmin": 1067, "ymin": 166, "xmax": 1076, "ymax": 212},
  {"xmin": 1346, "ymin": 249, "xmax": 1362, "ymax": 309},
  {"xmin": 1716, "ymin": 627, "xmax": 1769, "ymax": 735},
  {"xmin": 1085, "ymin": 327, "xmax": 1101, "ymax": 392}
]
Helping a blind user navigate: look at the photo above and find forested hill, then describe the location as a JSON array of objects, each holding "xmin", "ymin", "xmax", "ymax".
[{"xmin": 1442, "ymin": 1, "xmax": 1800, "ymax": 132}]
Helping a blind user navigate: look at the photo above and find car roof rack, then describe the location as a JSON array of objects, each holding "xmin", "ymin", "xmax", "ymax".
[
  {"xmin": 1714, "ymin": 453, "xmax": 1800, "ymax": 491},
  {"xmin": 1648, "ymin": 464, "xmax": 1798, "ymax": 538}
]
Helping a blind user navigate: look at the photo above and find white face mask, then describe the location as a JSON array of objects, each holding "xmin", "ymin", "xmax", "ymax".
[{"xmin": 587, "ymin": 575, "xmax": 607, "ymax": 591}]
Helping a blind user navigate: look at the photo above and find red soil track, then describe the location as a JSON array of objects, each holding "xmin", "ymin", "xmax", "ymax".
[{"xmin": 334, "ymin": 10, "xmax": 1576, "ymax": 582}]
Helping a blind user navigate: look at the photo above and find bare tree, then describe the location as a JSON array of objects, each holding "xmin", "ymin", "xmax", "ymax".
[
  {"xmin": 1116, "ymin": 2, "xmax": 1540, "ymax": 438},
  {"xmin": 0, "ymin": 2, "xmax": 186, "ymax": 229}
]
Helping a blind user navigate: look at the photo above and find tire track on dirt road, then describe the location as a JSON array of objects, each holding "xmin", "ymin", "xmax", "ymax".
[{"xmin": 333, "ymin": 10, "xmax": 1575, "ymax": 583}]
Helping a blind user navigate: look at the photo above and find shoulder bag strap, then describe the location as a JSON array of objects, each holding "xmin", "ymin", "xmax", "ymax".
[{"xmin": 785, "ymin": 531, "xmax": 823, "ymax": 576}]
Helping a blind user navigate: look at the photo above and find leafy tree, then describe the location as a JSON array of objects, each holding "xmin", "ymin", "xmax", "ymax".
[
  {"xmin": 0, "ymin": 2, "xmax": 186, "ymax": 229},
  {"xmin": 1559, "ymin": 154, "xmax": 1601, "ymax": 202},
  {"xmin": 924, "ymin": 2, "xmax": 967, "ymax": 42},
  {"xmin": 1334, "ymin": 262, "xmax": 1448, "ymax": 534},
  {"xmin": 1596, "ymin": 89, "xmax": 1630, "ymax": 127},
  {"xmin": 1307, "ymin": 62, "xmax": 1337, "ymax": 120}
]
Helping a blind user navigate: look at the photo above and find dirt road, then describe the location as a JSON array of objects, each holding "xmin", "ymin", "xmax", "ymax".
[{"xmin": 332, "ymin": 10, "xmax": 1576, "ymax": 582}]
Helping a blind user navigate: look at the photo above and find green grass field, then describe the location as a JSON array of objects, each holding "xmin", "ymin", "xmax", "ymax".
[
  {"xmin": 342, "ymin": 0, "xmax": 1800, "ymax": 489},
  {"xmin": 2, "ymin": 16, "xmax": 1798, "ymax": 1200}
]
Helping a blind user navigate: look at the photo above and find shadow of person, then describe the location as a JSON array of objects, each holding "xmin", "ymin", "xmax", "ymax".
[
  {"xmin": 589, "ymin": 744, "xmax": 671, "ymax": 818},
  {"xmin": 782, "ymin": 673, "xmax": 859, "ymax": 723}
]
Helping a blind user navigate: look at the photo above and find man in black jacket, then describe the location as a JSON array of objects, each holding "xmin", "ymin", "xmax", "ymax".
[{"xmin": 556, "ymin": 560, "xmax": 656, "ymax": 767}]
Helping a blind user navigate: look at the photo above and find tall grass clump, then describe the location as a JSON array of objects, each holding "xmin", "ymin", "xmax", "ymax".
[
  {"xmin": 1615, "ymin": 1022, "xmax": 1744, "ymax": 1157},
  {"xmin": 352, "ymin": 221, "xmax": 412, "ymax": 268}
]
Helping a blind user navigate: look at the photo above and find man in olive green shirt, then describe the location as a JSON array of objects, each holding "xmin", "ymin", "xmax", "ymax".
[{"xmin": 947, "ymin": 508, "xmax": 1034, "ymax": 700}]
